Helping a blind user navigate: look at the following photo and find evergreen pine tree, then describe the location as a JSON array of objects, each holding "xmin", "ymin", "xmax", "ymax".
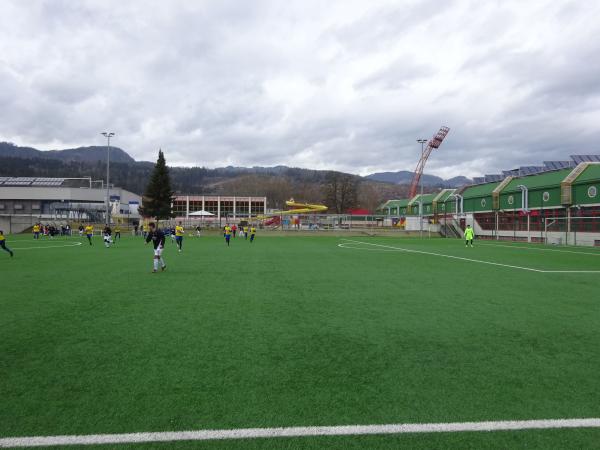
[{"xmin": 139, "ymin": 149, "xmax": 175, "ymax": 222}]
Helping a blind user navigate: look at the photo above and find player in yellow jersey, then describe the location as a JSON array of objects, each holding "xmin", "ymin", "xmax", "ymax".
[
  {"xmin": 224, "ymin": 224, "xmax": 232, "ymax": 246},
  {"xmin": 243, "ymin": 225, "xmax": 249, "ymax": 240},
  {"xmin": 33, "ymin": 223, "xmax": 41, "ymax": 239},
  {"xmin": 0, "ymin": 230, "xmax": 14, "ymax": 257},
  {"xmin": 84, "ymin": 224, "xmax": 94, "ymax": 245},
  {"xmin": 114, "ymin": 225, "xmax": 121, "ymax": 241},
  {"xmin": 175, "ymin": 221, "xmax": 184, "ymax": 252},
  {"xmin": 249, "ymin": 226, "xmax": 256, "ymax": 243}
]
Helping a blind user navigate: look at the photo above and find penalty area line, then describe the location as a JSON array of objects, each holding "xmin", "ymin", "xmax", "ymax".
[
  {"xmin": 339, "ymin": 240, "xmax": 600, "ymax": 274},
  {"xmin": 478, "ymin": 242, "xmax": 600, "ymax": 257},
  {"xmin": 1, "ymin": 418, "xmax": 600, "ymax": 447}
]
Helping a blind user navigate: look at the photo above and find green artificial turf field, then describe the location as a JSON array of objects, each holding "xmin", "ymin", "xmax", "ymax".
[{"xmin": 1, "ymin": 233, "xmax": 600, "ymax": 449}]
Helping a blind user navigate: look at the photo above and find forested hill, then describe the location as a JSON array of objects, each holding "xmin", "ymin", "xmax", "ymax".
[
  {"xmin": 0, "ymin": 142, "xmax": 447, "ymax": 210},
  {"xmin": 0, "ymin": 142, "xmax": 135, "ymax": 163}
]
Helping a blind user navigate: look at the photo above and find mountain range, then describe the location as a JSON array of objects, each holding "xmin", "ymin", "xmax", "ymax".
[
  {"xmin": 0, "ymin": 142, "xmax": 472, "ymax": 209},
  {"xmin": 365, "ymin": 171, "xmax": 471, "ymax": 187},
  {"xmin": 0, "ymin": 142, "xmax": 135, "ymax": 164}
]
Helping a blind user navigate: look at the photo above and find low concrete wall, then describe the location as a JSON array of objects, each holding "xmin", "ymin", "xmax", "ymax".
[{"xmin": 0, "ymin": 215, "xmax": 36, "ymax": 234}]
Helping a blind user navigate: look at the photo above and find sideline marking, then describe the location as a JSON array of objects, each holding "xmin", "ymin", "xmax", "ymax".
[
  {"xmin": 478, "ymin": 242, "xmax": 600, "ymax": 256},
  {"xmin": 10, "ymin": 242, "xmax": 83, "ymax": 250},
  {"xmin": 1, "ymin": 419, "xmax": 599, "ymax": 447},
  {"xmin": 339, "ymin": 240, "xmax": 600, "ymax": 274}
]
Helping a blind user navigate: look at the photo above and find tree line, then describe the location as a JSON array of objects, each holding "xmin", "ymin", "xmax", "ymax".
[{"xmin": 1, "ymin": 153, "xmax": 412, "ymax": 214}]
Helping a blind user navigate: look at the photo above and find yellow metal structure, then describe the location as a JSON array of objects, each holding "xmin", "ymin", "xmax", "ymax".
[{"xmin": 257, "ymin": 199, "xmax": 328, "ymax": 220}]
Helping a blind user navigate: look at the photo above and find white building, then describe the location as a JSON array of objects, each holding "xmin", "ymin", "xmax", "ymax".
[{"xmin": 0, "ymin": 177, "xmax": 141, "ymax": 233}]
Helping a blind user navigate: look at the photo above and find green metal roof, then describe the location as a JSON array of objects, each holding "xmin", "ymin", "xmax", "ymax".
[
  {"xmin": 573, "ymin": 163, "xmax": 600, "ymax": 184},
  {"xmin": 377, "ymin": 199, "xmax": 409, "ymax": 210},
  {"xmin": 435, "ymin": 189, "xmax": 456, "ymax": 202},
  {"xmin": 462, "ymin": 181, "xmax": 500, "ymax": 199},
  {"xmin": 409, "ymin": 193, "xmax": 436, "ymax": 205},
  {"xmin": 388, "ymin": 199, "xmax": 409, "ymax": 207},
  {"xmin": 502, "ymin": 168, "xmax": 571, "ymax": 192}
]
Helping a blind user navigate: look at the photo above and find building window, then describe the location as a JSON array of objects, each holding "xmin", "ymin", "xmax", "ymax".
[
  {"xmin": 0, "ymin": 204, "xmax": 4, "ymax": 210},
  {"xmin": 543, "ymin": 191, "xmax": 550, "ymax": 202},
  {"xmin": 588, "ymin": 186, "xmax": 597, "ymax": 198},
  {"xmin": 172, "ymin": 199, "xmax": 187, "ymax": 216},
  {"xmin": 14, "ymin": 204, "xmax": 23, "ymax": 210},
  {"xmin": 189, "ymin": 200, "xmax": 203, "ymax": 213},
  {"xmin": 204, "ymin": 200, "xmax": 218, "ymax": 215},
  {"xmin": 221, "ymin": 200, "xmax": 234, "ymax": 217},
  {"xmin": 251, "ymin": 201, "xmax": 264, "ymax": 216},
  {"xmin": 32, "ymin": 204, "xmax": 41, "ymax": 210}
]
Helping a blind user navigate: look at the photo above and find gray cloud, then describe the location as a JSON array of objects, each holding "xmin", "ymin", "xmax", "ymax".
[{"xmin": 1, "ymin": 0, "xmax": 600, "ymax": 178}]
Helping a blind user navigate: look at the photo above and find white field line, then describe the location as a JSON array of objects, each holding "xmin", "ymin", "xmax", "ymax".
[
  {"xmin": 1, "ymin": 419, "xmax": 599, "ymax": 448},
  {"xmin": 478, "ymin": 242, "xmax": 600, "ymax": 256},
  {"xmin": 10, "ymin": 242, "xmax": 82, "ymax": 250},
  {"xmin": 339, "ymin": 240, "xmax": 600, "ymax": 274}
]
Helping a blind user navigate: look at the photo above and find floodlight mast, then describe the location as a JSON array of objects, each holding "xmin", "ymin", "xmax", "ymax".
[
  {"xmin": 409, "ymin": 126, "xmax": 450, "ymax": 199},
  {"xmin": 101, "ymin": 132, "xmax": 115, "ymax": 225}
]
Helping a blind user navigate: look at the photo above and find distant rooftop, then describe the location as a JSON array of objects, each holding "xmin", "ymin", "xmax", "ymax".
[
  {"xmin": 0, "ymin": 177, "xmax": 96, "ymax": 188},
  {"xmin": 472, "ymin": 155, "xmax": 600, "ymax": 185}
]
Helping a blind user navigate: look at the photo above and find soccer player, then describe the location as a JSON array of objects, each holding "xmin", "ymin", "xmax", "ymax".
[
  {"xmin": 0, "ymin": 230, "xmax": 14, "ymax": 257},
  {"xmin": 464, "ymin": 224, "xmax": 474, "ymax": 247},
  {"xmin": 249, "ymin": 225, "xmax": 256, "ymax": 243},
  {"xmin": 224, "ymin": 224, "xmax": 232, "ymax": 246},
  {"xmin": 243, "ymin": 225, "xmax": 249, "ymax": 240},
  {"xmin": 85, "ymin": 224, "xmax": 94, "ymax": 245},
  {"xmin": 195, "ymin": 225, "xmax": 201, "ymax": 237},
  {"xmin": 78, "ymin": 224, "xmax": 84, "ymax": 237},
  {"xmin": 103, "ymin": 225, "xmax": 113, "ymax": 248},
  {"xmin": 33, "ymin": 223, "xmax": 41, "ymax": 239},
  {"xmin": 231, "ymin": 224, "xmax": 237, "ymax": 238},
  {"xmin": 175, "ymin": 221, "xmax": 184, "ymax": 252},
  {"xmin": 114, "ymin": 225, "xmax": 121, "ymax": 241},
  {"xmin": 145, "ymin": 222, "xmax": 166, "ymax": 273}
]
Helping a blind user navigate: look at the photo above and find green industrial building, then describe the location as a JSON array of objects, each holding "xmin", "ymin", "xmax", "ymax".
[{"xmin": 377, "ymin": 158, "xmax": 600, "ymax": 245}]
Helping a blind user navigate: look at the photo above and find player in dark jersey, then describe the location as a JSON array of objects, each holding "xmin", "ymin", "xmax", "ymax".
[
  {"xmin": 103, "ymin": 225, "xmax": 113, "ymax": 248},
  {"xmin": 145, "ymin": 222, "xmax": 167, "ymax": 273},
  {"xmin": 0, "ymin": 230, "xmax": 14, "ymax": 257}
]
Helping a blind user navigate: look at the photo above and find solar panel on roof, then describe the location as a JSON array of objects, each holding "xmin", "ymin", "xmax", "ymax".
[
  {"xmin": 518, "ymin": 166, "xmax": 546, "ymax": 175},
  {"xmin": 571, "ymin": 155, "xmax": 600, "ymax": 164},
  {"xmin": 544, "ymin": 161, "xmax": 571, "ymax": 170}
]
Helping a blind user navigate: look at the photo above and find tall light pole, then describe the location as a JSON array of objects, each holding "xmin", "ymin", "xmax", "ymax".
[
  {"xmin": 417, "ymin": 139, "xmax": 427, "ymax": 238},
  {"xmin": 101, "ymin": 132, "xmax": 115, "ymax": 225}
]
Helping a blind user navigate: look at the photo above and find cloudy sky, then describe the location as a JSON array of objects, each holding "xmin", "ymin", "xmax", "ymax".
[{"xmin": 1, "ymin": 0, "xmax": 600, "ymax": 177}]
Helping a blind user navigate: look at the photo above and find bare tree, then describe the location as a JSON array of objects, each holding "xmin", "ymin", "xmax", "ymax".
[{"xmin": 323, "ymin": 171, "xmax": 360, "ymax": 213}]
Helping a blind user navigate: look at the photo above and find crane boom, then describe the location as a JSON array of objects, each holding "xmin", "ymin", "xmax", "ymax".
[{"xmin": 409, "ymin": 126, "xmax": 450, "ymax": 198}]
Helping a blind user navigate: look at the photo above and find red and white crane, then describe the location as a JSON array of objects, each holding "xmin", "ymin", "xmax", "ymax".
[{"xmin": 409, "ymin": 126, "xmax": 450, "ymax": 199}]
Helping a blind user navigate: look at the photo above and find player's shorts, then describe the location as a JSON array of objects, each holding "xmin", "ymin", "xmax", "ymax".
[
  {"xmin": 154, "ymin": 247, "xmax": 163, "ymax": 257},
  {"xmin": 86, "ymin": 234, "xmax": 92, "ymax": 238},
  {"xmin": 104, "ymin": 235, "xmax": 111, "ymax": 242},
  {"xmin": 225, "ymin": 235, "xmax": 231, "ymax": 240},
  {"xmin": 175, "ymin": 236, "xmax": 183, "ymax": 242}
]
